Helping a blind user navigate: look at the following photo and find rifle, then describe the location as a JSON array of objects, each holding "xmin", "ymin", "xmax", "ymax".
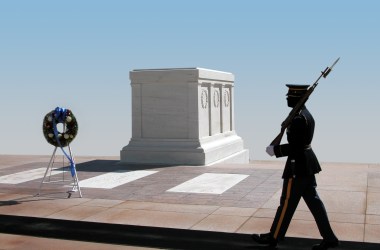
[{"xmin": 270, "ymin": 57, "xmax": 340, "ymax": 146}]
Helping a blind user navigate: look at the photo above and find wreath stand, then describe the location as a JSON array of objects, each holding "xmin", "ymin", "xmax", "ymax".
[
  {"xmin": 36, "ymin": 145, "xmax": 82, "ymax": 198},
  {"xmin": 38, "ymin": 107, "xmax": 82, "ymax": 198}
]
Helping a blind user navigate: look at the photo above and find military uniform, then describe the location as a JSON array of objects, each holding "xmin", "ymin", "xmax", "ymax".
[
  {"xmin": 271, "ymin": 106, "xmax": 337, "ymax": 242},
  {"xmin": 274, "ymin": 107, "xmax": 321, "ymax": 179},
  {"xmin": 252, "ymin": 85, "xmax": 339, "ymax": 250}
]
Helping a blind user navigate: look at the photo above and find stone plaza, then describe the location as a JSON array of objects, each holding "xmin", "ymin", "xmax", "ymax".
[{"xmin": 0, "ymin": 155, "xmax": 379, "ymax": 249}]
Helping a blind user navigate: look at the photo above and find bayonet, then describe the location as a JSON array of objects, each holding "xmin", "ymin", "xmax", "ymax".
[{"xmin": 322, "ymin": 57, "xmax": 340, "ymax": 78}]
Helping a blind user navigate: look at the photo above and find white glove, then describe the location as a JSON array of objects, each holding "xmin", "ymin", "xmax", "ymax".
[{"xmin": 266, "ymin": 145, "xmax": 275, "ymax": 157}]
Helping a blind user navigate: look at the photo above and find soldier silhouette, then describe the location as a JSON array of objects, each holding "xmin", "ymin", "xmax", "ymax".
[{"xmin": 251, "ymin": 84, "xmax": 339, "ymax": 250}]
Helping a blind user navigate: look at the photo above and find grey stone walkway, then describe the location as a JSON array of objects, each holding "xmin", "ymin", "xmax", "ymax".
[{"xmin": 0, "ymin": 155, "xmax": 379, "ymax": 249}]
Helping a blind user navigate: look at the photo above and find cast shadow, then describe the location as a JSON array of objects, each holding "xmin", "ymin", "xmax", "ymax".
[{"xmin": 57, "ymin": 159, "xmax": 182, "ymax": 173}]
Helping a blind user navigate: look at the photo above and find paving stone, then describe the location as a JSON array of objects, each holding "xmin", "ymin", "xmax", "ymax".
[{"xmin": 1, "ymin": 155, "xmax": 380, "ymax": 248}]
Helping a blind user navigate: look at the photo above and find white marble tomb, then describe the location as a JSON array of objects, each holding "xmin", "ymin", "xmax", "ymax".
[{"xmin": 120, "ymin": 68, "xmax": 249, "ymax": 165}]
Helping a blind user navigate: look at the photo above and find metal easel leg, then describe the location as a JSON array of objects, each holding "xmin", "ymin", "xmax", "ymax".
[
  {"xmin": 36, "ymin": 147, "xmax": 57, "ymax": 196},
  {"xmin": 67, "ymin": 144, "xmax": 82, "ymax": 198}
]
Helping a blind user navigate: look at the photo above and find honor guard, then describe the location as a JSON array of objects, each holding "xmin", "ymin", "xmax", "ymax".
[{"xmin": 251, "ymin": 84, "xmax": 339, "ymax": 250}]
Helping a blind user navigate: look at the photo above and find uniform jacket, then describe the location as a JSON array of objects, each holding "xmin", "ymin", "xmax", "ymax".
[{"xmin": 273, "ymin": 106, "xmax": 321, "ymax": 178}]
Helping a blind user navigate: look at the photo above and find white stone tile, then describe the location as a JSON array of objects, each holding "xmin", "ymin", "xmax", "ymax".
[
  {"xmin": 167, "ymin": 173, "xmax": 248, "ymax": 194},
  {"xmin": 78, "ymin": 170, "xmax": 158, "ymax": 189},
  {"xmin": 0, "ymin": 168, "xmax": 61, "ymax": 184}
]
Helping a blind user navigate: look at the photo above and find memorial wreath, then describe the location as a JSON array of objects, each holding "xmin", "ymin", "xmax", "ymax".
[{"xmin": 42, "ymin": 107, "xmax": 78, "ymax": 147}]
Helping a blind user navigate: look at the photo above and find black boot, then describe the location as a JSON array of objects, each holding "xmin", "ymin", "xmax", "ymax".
[
  {"xmin": 312, "ymin": 239, "xmax": 339, "ymax": 250},
  {"xmin": 251, "ymin": 233, "xmax": 277, "ymax": 247}
]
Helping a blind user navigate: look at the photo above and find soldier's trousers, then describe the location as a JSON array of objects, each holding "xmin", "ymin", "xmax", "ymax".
[{"xmin": 270, "ymin": 175, "xmax": 338, "ymax": 242}]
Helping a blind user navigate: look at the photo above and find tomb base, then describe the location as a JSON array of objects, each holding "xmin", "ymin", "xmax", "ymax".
[{"xmin": 121, "ymin": 131, "xmax": 249, "ymax": 166}]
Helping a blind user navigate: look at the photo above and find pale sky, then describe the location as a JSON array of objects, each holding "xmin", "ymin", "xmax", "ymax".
[{"xmin": 1, "ymin": 1, "xmax": 379, "ymax": 164}]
